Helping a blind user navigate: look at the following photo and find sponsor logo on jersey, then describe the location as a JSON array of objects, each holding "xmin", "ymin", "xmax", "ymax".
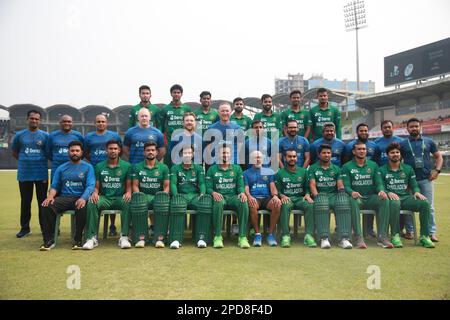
[{"xmin": 79, "ymin": 172, "xmax": 84, "ymax": 179}]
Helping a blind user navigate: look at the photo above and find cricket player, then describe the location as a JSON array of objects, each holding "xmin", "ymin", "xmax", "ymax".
[
  {"xmin": 280, "ymin": 90, "xmax": 311, "ymax": 138},
  {"xmin": 253, "ymin": 94, "xmax": 282, "ymax": 140},
  {"xmin": 309, "ymin": 88, "xmax": 341, "ymax": 140},
  {"xmin": 128, "ymin": 85, "xmax": 160, "ymax": 128},
  {"xmin": 194, "ymin": 91, "xmax": 219, "ymax": 135}
]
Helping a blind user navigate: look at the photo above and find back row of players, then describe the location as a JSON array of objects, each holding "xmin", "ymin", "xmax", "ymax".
[{"xmin": 12, "ymin": 85, "xmax": 443, "ymax": 250}]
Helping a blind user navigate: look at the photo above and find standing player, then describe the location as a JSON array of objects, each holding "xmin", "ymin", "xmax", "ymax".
[
  {"xmin": 276, "ymin": 149, "xmax": 316, "ymax": 248},
  {"xmin": 83, "ymin": 140, "xmax": 133, "ymax": 250},
  {"xmin": 194, "ymin": 91, "xmax": 219, "ymax": 135},
  {"xmin": 280, "ymin": 90, "xmax": 311, "ymax": 138},
  {"xmin": 278, "ymin": 120, "xmax": 310, "ymax": 169},
  {"xmin": 206, "ymin": 144, "xmax": 250, "ymax": 249},
  {"xmin": 309, "ymin": 144, "xmax": 353, "ymax": 249},
  {"xmin": 253, "ymin": 94, "xmax": 282, "ymax": 140},
  {"xmin": 309, "ymin": 88, "xmax": 341, "ymax": 140},
  {"xmin": 310, "ymin": 123, "xmax": 346, "ymax": 166},
  {"xmin": 47, "ymin": 115, "xmax": 84, "ymax": 180},
  {"xmin": 374, "ymin": 120, "xmax": 403, "ymax": 166},
  {"xmin": 169, "ymin": 112, "xmax": 203, "ymax": 166},
  {"xmin": 230, "ymin": 97, "xmax": 253, "ymax": 132},
  {"xmin": 340, "ymin": 142, "xmax": 392, "ymax": 249},
  {"xmin": 12, "ymin": 110, "xmax": 49, "ymax": 238},
  {"xmin": 379, "ymin": 142, "xmax": 435, "ymax": 248},
  {"xmin": 244, "ymin": 151, "xmax": 281, "ymax": 247},
  {"xmin": 130, "ymin": 142, "xmax": 170, "ymax": 248},
  {"xmin": 169, "ymin": 146, "xmax": 212, "ymax": 249},
  {"xmin": 128, "ymin": 85, "xmax": 160, "ymax": 128}
]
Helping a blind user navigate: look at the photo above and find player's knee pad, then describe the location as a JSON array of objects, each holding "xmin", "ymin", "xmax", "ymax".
[
  {"xmin": 197, "ymin": 194, "xmax": 212, "ymax": 215},
  {"xmin": 314, "ymin": 194, "xmax": 329, "ymax": 214},
  {"xmin": 334, "ymin": 192, "xmax": 350, "ymax": 214},
  {"xmin": 170, "ymin": 194, "xmax": 187, "ymax": 216},
  {"xmin": 130, "ymin": 192, "xmax": 148, "ymax": 215},
  {"xmin": 154, "ymin": 191, "xmax": 170, "ymax": 215}
]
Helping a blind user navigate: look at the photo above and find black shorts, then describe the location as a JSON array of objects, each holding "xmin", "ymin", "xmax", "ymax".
[{"xmin": 255, "ymin": 198, "xmax": 271, "ymax": 210}]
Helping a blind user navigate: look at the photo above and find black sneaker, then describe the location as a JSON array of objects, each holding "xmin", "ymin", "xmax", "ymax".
[
  {"xmin": 16, "ymin": 229, "xmax": 32, "ymax": 238},
  {"xmin": 39, "ymin": 240, "xmax": 55, "ymax": 251},
  {"xmin": 108, "ymin": 225, "xmax": 117, "ymax": 237},
  {"xmin": 72, "ymin": 242, "xmax": 83, "ymax": 250}
]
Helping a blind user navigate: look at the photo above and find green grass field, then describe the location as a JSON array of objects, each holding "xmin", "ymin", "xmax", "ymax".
[{"xmin": 0, "ymin": 171, "xmax": 449, "ymax": 300}]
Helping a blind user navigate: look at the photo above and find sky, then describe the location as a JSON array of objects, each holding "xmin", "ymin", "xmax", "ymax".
[{"xmin": 0, "ymin": 0, "xmax": 449, "ymax": 112}]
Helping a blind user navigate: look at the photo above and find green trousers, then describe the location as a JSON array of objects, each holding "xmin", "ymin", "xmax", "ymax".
[
  {"xmin": 213, "ymin": 194, "xmax": 249, "ymax": 237},
  {"xmin": 86, "ymin": 196, "xmax": 130, "ymax": 239},
  {"xmin": 314, "ymin": 193, "xmax": 352, "ymax": 240},
  {"xmin": 349, "ymin": 194, "xmax": 389, "ymax": 237},
  {"xmin": 389, "ymin": 195, "xmax": 430, "ymax": 236},
  {"xmin": 280, "ymin": 196, "xmax": 314, "ymax": 236}
]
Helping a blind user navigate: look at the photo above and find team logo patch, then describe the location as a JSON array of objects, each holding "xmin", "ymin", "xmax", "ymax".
[
  {"xmin": 117, "ymin": 170, "xmax": 122, "ymax": 177},
  {"xmin": 297, "ymin": 177, "xmax": 303, "ymax": 182},
  {"xmin": 148, "ymin": 135, "xmax": 155, "ymax": 140},
  {"xmin": 262, "ymin": 176, "xmax": 268, "ymax": 181},
  {"xmin": 210, "ymin": 115, "xmax": 215, "ymax": 121},
  {"xmin": 154, "ymin": 170, "xmax": 160, "ymax": 177},
  {"xmin": 368, "ymin": 148, "xmax": 374, "ymax": 154},
  {"xmin": 79, "ymin": 172, "xmax": 84, "ymax": 179},
  {"xmin": 327, "ymin": 112, "xmax": 332, "ymax": 116},
  {"xmin": 366, "ymin": 168, "xmax": 372, "ymax": 174},
  {"xmin": 192, "ymin": 171, "xmax": 196, "ymax": 177},
  {"xmin": 298, "ymin": 145, "xmax": 303, "ymax": 150},
  {"xmin": 230, "ymin": 171, "xmax": 235, "ymax": 176},
  {"xmin": 36, "ymin": 140, "xmax": 43, "ymax": 146},
  {"xmin": 330, "ymin": 171, "xmax": 335, "ymax": 177},
  {"xmin": 400, "ymin": 172, "xmax": 406, "ymax": 178}
]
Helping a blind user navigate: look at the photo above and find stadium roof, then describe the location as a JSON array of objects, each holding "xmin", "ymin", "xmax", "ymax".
[{"xmin": 356, "ymin": 77, "xmax": 450, "ymax": 111}]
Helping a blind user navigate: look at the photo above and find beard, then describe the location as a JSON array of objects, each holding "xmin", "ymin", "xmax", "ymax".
[
  {"xmin": 70, "ymin": 155, "xmax": 81, "ymax": 162},
  {"xmin": 146, "ymin": 155, "xmax": 156, "ymax": 161},
  {"xmin": 263, "ymin": 105, "xmax": 272, "ymax": 112},
  {"xmin": 234, "ymin": 107, "xmax": 243, "ymax": 113}
]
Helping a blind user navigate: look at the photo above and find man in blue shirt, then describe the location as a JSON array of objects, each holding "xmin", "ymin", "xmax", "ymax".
[
  {"xmin": 278, "ymin": 119, "xmax": 310, "ymax": 169},
  {"xmin": 12, "ymin": 110, "xmax": 49, "ymax": 238},
  {"xmin": 244, "ymin": 151, "xmax": 281, "ymax": 247},
  {"xmin": 400, "ymin": 118, "xmax": 443, "ymax": 242},
  {"xmin": 374, "ymin": 120, "xmax": 403, "ymax": 166},
  {"xmin": 242, "ymin": 120, "xmax": 274, "ymax": 170},
  {"xmin": 310, "ymin": 123, "xmax": 346, "ymax": 166},
  {"xmin": 123, "ymin": 108, "xmax": 165, "ymax": 164},
  {"xmin": 40, "ymin": 141, "xmax": 95, "ymax": 251},
  {"xmin": 47, "ymin": 115, "xmax": 84, "ymax": 181},
  {"xmin": 84, "ymin": 113, "xmax": 122, "ymax": 236},
  {"xmin": 169, "ymin": 112, "xmax": 203, "ymax": 166}
]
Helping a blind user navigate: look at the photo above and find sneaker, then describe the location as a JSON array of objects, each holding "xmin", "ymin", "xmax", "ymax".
[
  {"xmin": 267, "ymin": 234, "xmax": 277, "ymax": 247},
  {"xmin": 320, "ymin": 238, "xmax": 331, "ymax": 249},
  {"xmin": 154, "ymin": 240, "xmax": 164, "ymax": 248},
  {"xmin": 419, "ymin": 235, "xmax": 435, "ymax": 248},
  {"xmin": 355, "ymin": 236, "xmax": 367, "ymax": 249},
  {"xmin": 338, "ymin": 238, "xmax": 353, "ymax": 249},
  {"xmin": 108, "ymin": 225, "xmax": 117, "ymax": 237},
  {"xmin": 72, "ymin": 242, "xmax": 83, "ymax": 250},
  {"xmin": 118, "ymin": 236, "xmax": 131, "ymax": 249},
  {"xmin": 170, "ymin": 240, "xmax": 180, "ymax": 249},
  {"xmin": 249, "ymin": 227, "xmax": 256, "ymax": 238},
  {"xmin": 238, "ymin": 236, "xmax": 250, "ymax": 249},
  {"xmin": 197, "ymin": 240, "xmax": 207, "ymax": 248},
  {"xmin": 213, "ymin": 236, "xmax": 224, "ymax": 249},
  {"xmin": 377, "ymin": 236, "xmax": 394, "ymax": 249},
  {"xmin": 364, "ymin": 230, "xmax": 377, "ymax": 240},
  {"xmin": 16, "ymin": 229, "xmax": 32, "ymax": 238},
  {"xmin": 402, "ymin": 231, "xmax": 414, "ymax": 240},
  {"xmin": 281, "ymin": 235, "xmax": 291, "ymax": 248},
  {"xmin": 135, "ymin": 240, "xmax": 146, "ymax": 248},
  {"xmin": 253, "ymin": 233, "xmax": 262, "ymax": 247},
  {"xmin": 304, "ymin": 234, "xmax": 317, "ymax": 248},
  {"xmin": 39, "ymin": 240, "xmax": 55, "ymax": 251},
  {"xmin": 82, "ymin": 237, "xmax": 98, "ymax": 250},
  {"xmin": 231, "ymin": 224, "xmax": 239, "ymax": 236},
  {"xmin": 430, "ymin": 234, "xmax": 439, "ymax": 242},
  {"xmin": 391, "ymin": 233, "xmax": 403, "ymax": 248}
]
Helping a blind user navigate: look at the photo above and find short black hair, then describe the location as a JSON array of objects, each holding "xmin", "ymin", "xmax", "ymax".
[
  {"xmin": 322, "ymin": 122, "xmax": 335, "ymax": 132},
  {"xmin": 170, "ymin": 84, "xmax": 183, "ymax": 94},
  {"xmin": 356, "ymin": 123, "xmax": 369, "ymax": 132},
  {"xmin": 386, "ymin": 142, "xmax": 401, "ymax": 154},
  {"xmin": 352, "ymin": 140, "xmax": 366, "ymax": 150},
  {"xmin": 318, "ymin": 144, "xmax": 332, "ymax": 154},
  {"xmin": 144, "ymin": 141, "xmax": 158, "ymax": 150},
  {"xmin": 68, "ymin": 140, "xmax": 83, "ymax": 151},
  {"xmin": 251, "ymin": 119, "xmax": 263, "ymax": 127},
  {"xmin": 285, "ymin": 148, "xmax": 297, "ymax": 155},
  {"xmin": 380, "ymin": 120, "xmax": 393, "ymax": 129},
  {"xmin": 27, "ymin": 109, "xmax": 41, "ymax": 119},
  {"xmin": 260, "ymin": 94, "xmax": 272, "ymax": 102},
  {"xmin": 407, "ymin": 118, "xmax": 421, "ymax": 126},
  {"xmin": 316, "ymin": 88, "xmax": 328, "ymax": 95},
  {"xmin": 106, "ymin": 139, "xmax": 122, "ymax": 149},
  {"xmin": 290, "ymin": 90, "xmax": 302, "ymax": 98},
  {"xmin": 233, "ymin": 97, "xmax": 244, "ymax": 104},
  {"xmin": 286, "ymin": 119, "xmax": 298, "ymax": 127},
  {"xmin": 139, "ymin": 85, "xmax": 151, "ymax": 93},
  {"xmin": 200, "ymin": 91, "xmax": 211, "ymax": 99}
]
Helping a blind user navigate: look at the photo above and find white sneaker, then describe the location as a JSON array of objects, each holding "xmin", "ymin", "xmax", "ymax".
[
  {"xmin": 231, "ymin": 224, "xmax": 239, "ymax": 236},
  {"xmin": 118, "ymin": 236, "xmax": 131, "ymax": 249},
  {"xmin": 82, "ymin": 237, "xmax": 98, "ymax": 250},
  {"xmin": 197, "ymin": 240, "xmax": 207, "ymax": 248},
  {"xmin": 155, "ymin": 240, "xmax": 165, "ymax": 248},
  {"xmin": 320, "ymin": 238, "xmax": 331, "ymax": 249},
  {"xmin": 339, "ymin": 238, "xmax": 353, "ymax": 249},
  {"xmin": 170, "ymin": 240, "xmax": 180, "ymax": 249},
  {"xmin": 135, "ymin": 240, "xmax": 145, "ymax": 248}
]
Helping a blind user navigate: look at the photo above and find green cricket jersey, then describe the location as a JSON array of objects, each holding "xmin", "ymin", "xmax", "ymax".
[
  {"xmin": 230, "ymin": 113, "xmax": 253, "ymax": 131},
  {"xmin": 158, "ymin": 103, "xmax": 192, "ymax": 139},
  {"xmin": 128, "ymin": 103, "xmax": 160, "ymax": 128},
  {"xmin": 253, "ymin": 112, "xmax": 282, "ymax": 139},
  {"xmin": 340, "ymin": 159, "xmax": 384, "ymax": 196},
  {"xmin": 170, "ymin": 163, "xmax": 206, "ymax": 195},
  {"xmin": 308, "ymin": 162, "xmax": 342, "ymax": 194},
  {"xmin": 206, "ymin": 164, "xmax": 245, "ymax": 196},
  {"xmin": 132, "ymin": 161, "xmax": 169, "ymax": 195},
  {"xmin": 309, "ymin": 104, "xmax": 341, "ymax": 140},
  {"xmin": 95, "ymin": 159, "xmax": 132, "ymax": 198},
  {"xmin": 281, "ymin": 108, "xmax": 311, "ymax": 137},
  {"xmin": 194, "ymin": 108, "xmax": 219, "ymax": 133},
  {"xmin": 275, "ymin": 166, "xmax": 309, "ymax": 197},
  {"xmin": 378, "ymin": 163, "xmax": 420, "ymax": 198}
]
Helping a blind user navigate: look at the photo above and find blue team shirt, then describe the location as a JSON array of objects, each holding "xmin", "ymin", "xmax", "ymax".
[
  {"xmin": 47, "ymin": 130, "xmax": 84, "ymax": 178},
  {"xmin": 243, "ymin": 136, "xmax": 272, "ymax": 167},
  {"xmin": 345, "ymin": 139, "xmax": 380, "ymax": 163},
  {"xmin": 51, "ymin": 160, "xmax": 95, "ymax": 200},
  {"xmin": 374, "ymin": 135, "xmax": 403, "ymax": 166},
  {"xmin": 12, "ymin": 129, "xmax": 49, "ymax": 181},
  {"xmin": 84, "ymin": 130, "xmax": 122, "ymax": 167},
  {"xmin": 243, "ymin": 166, "xmax": 275, "ymax": 199},
  {"xmin": 310, "ymin": 137, "xmax": 346, "ymax": 166},
  {"xmin": 206, "ymin": 121, "xmax": 244, "ymax": 164},
  {"xmin": 400, "ymin": 135, "xmax": 438, "ymax": 181},
  {"xmin": 279, "ymin": 135, "xmax": 310, "ymax": 167},
  {"xmin": 168, "ymin": 131, "xmax": 204, "ymax": 165},
  {"xmin": 123, "ymin": 125, "xmax": 165, "ymax": 164}
]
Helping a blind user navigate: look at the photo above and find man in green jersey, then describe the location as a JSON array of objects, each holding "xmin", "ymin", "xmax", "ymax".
[
  {"xmin": 276, "ymin": 149, "xmax": 316, "ymax": 248},
  {"xmin": 194, "ymin": 91, "xmax": 219, "ymax": 135},
  {"xmin": 230, "ymin": 97, "xmax": 253, "ymax": 132},
  {"xmin": 309, "ymin": 88, "xmax": 341, "ymax": 140},
  {"xmin": 309, "ymin": 144, "xmax": 352, "ymax": 249},
  {"xmin": 206, "ymin": 143, "xmax": 250, "ymax": 249},
  {"xmin": 379, "ymin": 142, "xmax": 435, "ymax": 248},
  {"xmin": 280, "ymin": 90, "xmax": 311, "ymax": 138},
  {"xmin": 128, "ymin": 85, "xmax": 160, "ymax": 128},
  {"xmin": 83, "ymin": 140, "xmax": 133, "ymax": 250},
  {"xmin": 130, "ymin": 142, "xmax": 170, "ymax": 248},
  {"xmin": 340, "ymin": 141, "xmax": 393, "ymax": 249},
  {"xmin": 253, "ymin": 94, "xmax": 282, "ymax": 140},
  {"xmin": 169, "ymin": 145, "xmax": 212, "ymax": 249}
]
